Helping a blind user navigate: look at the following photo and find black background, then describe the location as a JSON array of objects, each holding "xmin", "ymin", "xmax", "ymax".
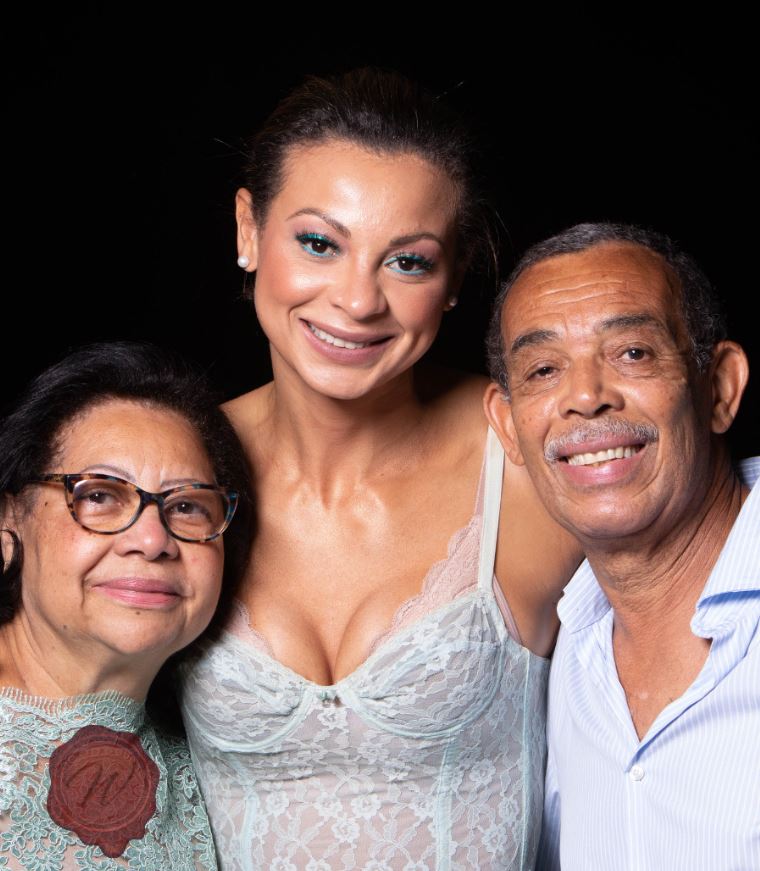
[{"xmin": 4, "ymin": 6, "xmax": 757, "ymax": 457}]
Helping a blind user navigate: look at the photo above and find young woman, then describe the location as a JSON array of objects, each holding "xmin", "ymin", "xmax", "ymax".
[{"xmin": 179, "ymin": 70, "xmax": 580, "ymax": 870}]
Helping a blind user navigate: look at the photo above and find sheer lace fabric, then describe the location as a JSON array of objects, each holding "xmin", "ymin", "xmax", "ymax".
[
  {"xmin": 179, "ymin": 429, "xmax": 549, "ymax": 870},
  {"xmin": 0, "ymin": 688, "xmax": 217, "ymax": 870}
]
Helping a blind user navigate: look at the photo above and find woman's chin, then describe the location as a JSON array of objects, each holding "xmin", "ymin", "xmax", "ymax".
[
  {"xmin": 82, "ymin": 612, "xmax": 200, "ymax": 667},
  {"xmin": 293, "ymin": 361, "xmax": 420, "ymax": 404}
]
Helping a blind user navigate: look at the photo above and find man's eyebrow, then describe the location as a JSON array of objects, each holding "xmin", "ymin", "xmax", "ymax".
[
  {"xmin": 598, "ymin": 313, "xmax": 664, "ymax": 332},
  {"xmin": 510, "ymin": 329, "xmax": 559, "ymax": 355},
  {"xmin": 287, "ymin": 208, "xmax": 351, "ymax": 238},
  {"xmin": 509, "ymin": 313, "xmax": 668, "ymax": 355}
]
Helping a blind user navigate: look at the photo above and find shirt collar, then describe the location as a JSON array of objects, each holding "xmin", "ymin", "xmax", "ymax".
[
  {"xmin": 557, "ymin": 457, "xmax": 760, "ymax": 634},
  {"xmin": 557, "ymin": 559, "xmax": 610, "ymax": 632},
  {"xmin": 695, "ymin": 456, "xmax": 760, "ymax": 608}
]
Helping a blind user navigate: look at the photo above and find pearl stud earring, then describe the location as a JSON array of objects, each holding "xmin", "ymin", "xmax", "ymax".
[
  {"xmin": 237, "ymin": 255, "xmax": 250, "ymax": 269},
  {"xmin": 446, "ymin": 296, "xmax": 458, "ymax": 310}
]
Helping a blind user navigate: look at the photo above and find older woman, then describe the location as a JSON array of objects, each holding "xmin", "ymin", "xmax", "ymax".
[
  {"xmin": 0, "ymin": 342, "xmax": 251, "ymax": 871},
  {"xmin": 179, "ymin": 69, "xmax": 581, "ymax": 870}
]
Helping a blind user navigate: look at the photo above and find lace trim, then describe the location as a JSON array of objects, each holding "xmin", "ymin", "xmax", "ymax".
[
  {"xmin": 368, "ymin": 513, "xmax": 481, "ymax": 654},
  {"xmin": 227, "ymin": 599, "xmax": 274, "ymax": 655},
  {"xmin": 0, "ymin": 686, "xmax": 144, "ymax": 718},
  {"xmin": 226, "ymin": 514, "xmax": 524, "ymax": 659},
  {"xmin": 226, "ymin": 509, "xmax": 482, "ymax": 659}
]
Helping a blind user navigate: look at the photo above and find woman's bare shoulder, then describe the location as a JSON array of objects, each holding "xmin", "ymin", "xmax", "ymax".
[{"xmin": 416, "ymin": 365, "xmax": 490, "ymax": 440}]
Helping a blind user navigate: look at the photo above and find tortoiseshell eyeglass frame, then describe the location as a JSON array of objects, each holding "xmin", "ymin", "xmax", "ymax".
[{"xmin": 34, "ymin": 473, "xmax": 238, "ymax": 543}]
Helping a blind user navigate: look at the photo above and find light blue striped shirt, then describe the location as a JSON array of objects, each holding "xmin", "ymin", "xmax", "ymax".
[{"xmin": 537, "ymin": 457, "xmax": 760, "ymax": 871}]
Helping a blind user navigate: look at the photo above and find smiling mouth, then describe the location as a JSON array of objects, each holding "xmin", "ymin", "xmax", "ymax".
[
  {"xmin": 564, "ymin": 445, "xmax": 643, "ymax": 467},
  {"xmin": 307, "ymin": 322, "xmax": 388, "ymax": 350},
  {"xmin": 94, "ymin": 578, "xmax": 182, "ymax": 606}
]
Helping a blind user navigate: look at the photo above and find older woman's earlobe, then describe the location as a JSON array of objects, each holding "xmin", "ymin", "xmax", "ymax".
[
  {"xmin": 1, "ymin": 528, "xmax": 21, "ymax": 572},
  {"xmin": 1, "ymin": 495, "xmax": 23, "ymax": 538},
  {"xmin": 0, "ymin": 528, "xmax": 10, "ymax": 571}
]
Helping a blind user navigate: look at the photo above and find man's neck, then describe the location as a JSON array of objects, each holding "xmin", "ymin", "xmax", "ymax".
[
  {"xmin": 583, "ymin": 456, "xmax": 747, "ymax": 738},
  {"xmin": 586, "ymin": 458, "xmax": 746, "ymax": 626}
]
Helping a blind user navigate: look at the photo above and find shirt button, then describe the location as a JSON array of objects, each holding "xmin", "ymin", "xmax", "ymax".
[{"xmin": 629, "ymin": 764, "xmax": 645, "ymax": 782}]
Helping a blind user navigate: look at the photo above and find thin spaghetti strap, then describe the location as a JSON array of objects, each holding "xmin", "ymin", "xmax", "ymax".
[{"xmin": 477, "ymin": 426, "xmax": 504, "ymax": 590}]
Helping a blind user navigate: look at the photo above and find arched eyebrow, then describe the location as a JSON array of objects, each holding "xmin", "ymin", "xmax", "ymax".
[
  {"xmin": 287, "ymin": 210, "xmax": 444, "ymax": 249},
  {"xmin": 81, "ymin": 463, "xmax": 133, "ymax": 480},
  {"xmin": 288, "ymin": 208, "xmax": 350, "ymax": 238},
  {"xmin": 389, "ymin": 232, "xmax": 444, "ymax": 247}
]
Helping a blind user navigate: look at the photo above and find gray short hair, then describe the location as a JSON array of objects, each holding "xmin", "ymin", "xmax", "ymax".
[{"xmin": 487, "ymin": 222, "xmax": 728, "ymax": 395}]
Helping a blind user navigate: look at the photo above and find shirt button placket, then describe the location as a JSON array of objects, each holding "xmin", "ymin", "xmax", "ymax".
[{"xmin": 626, "ymin": 761, "xmax": 646, "ymax": 870}]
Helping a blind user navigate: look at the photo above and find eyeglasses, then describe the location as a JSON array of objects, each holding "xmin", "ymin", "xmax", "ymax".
[{"xmin": 35, "ymin": 473, "xmax": 238, "ymax": 543}]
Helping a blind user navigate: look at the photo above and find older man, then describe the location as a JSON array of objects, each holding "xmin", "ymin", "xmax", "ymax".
[{"xmin": 484, "ymin": 223, "xmax": 758, "ymax": 871}]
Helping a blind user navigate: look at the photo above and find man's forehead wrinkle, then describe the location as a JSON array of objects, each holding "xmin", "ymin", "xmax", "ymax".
[
  {"xmin": 529, "ymin": 270, "xmax": 633, "ymax": 294},
  {"xmin": 507, "ymin": 272, "xmax": 651, "ymax": 323}
]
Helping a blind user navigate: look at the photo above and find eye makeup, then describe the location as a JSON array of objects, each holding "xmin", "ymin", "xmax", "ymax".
[
  {"xmin": 295, "ymin": 229, "xmax": 438, "ymax": 277},
  {"xmin": 295, "ymin": 231, "xmax": 339, "ymax": 258},
  {"xmin": 384, "ymin": 252, "xmax": 435, "ymax": 276}
]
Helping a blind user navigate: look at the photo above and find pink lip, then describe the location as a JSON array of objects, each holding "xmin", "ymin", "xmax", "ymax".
[
  {"xmin": 553, "ymin": 443, "xmax": 649, "ymax": 487},
  {"xmin": 303, "ymin": 318, "xmax": 391, "ymax": 345},
  {"xmin": 94, "ymin": 578, "xmax": 182, "ymax": 608},
  {"xmin": 300, "ymin": 319, "xmax": 392, "ymax": 365}
]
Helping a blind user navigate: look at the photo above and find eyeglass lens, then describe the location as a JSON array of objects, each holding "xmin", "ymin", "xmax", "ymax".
[{"xmin": 71, "ymin": 478, "xmax": 228, "ymax": 539}]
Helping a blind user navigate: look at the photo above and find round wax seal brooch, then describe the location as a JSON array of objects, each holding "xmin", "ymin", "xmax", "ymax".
[{"xmin": 47, "ymin": 724, "xmax": 159, "ymax": 858}]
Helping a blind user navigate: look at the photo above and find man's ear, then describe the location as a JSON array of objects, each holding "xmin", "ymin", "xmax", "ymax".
[
  {"xmin": 483, "ymin": 382, "xmax": 525, "ymax": 466},
  {"xmin": 708, "ymin": 341, "xmax": 749, "ymax": 434},
  {"xmin": 235, "ymin": 188, "xmax": 260, "ymax": 271}
]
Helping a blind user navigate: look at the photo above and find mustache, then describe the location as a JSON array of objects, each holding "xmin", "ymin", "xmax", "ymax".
[{"xmin": 544, "ymin": 419, "xmax": 659, "ymax": 462}]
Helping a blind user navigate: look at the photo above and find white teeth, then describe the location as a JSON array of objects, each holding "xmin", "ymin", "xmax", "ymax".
[
  {"xmin": 566, "ymin": 445, "xmax": 639, "ymax": 466},
  {"xmin": 308, "ymin": 323, "xmax": 371, "ymax": 349}
]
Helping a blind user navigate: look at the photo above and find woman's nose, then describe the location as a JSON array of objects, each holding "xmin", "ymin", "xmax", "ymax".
[
  {"xmin": 114, "ymin": 504, "xmax": 179, "ymax": 560},
  {"xmin": 328, "ymin": 262, "xmax": 388, "ymax": 320}
]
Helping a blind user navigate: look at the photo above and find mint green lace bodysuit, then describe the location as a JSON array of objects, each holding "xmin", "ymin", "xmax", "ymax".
[
  {"xmin": 0, "ymin": 688, "xmax": 217, "ymax": 870},
  {"xmin": 180, "ymin": 430, "xmax": 550, "ymax": 870}
]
